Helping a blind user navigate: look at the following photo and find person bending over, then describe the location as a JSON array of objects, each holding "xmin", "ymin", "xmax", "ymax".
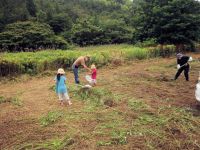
[
  {"xmin": 174, "ymin": 53, "xmax": 192, "ymax": 81},
  {"xmin": 72, "ymin": 55, "xmax": 91, "ymax": 84}
]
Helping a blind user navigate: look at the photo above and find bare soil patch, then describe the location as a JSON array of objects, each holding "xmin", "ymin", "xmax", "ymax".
[{"xmin": 1, "ymin": 55, "xmax": 200, "ymax": 149}]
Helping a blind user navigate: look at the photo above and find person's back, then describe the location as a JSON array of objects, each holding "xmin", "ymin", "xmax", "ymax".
[
  {"xmin": 72, "ymin": 55, "xmax": 91, "ymax": 84},
  {"xmin": 73, "ymin": 56, "xmax": 85, "ymax": 67},
  {"xmin": 55, "ymin": 68, "xmax": 71, "ymax": 105},
  {"xmin": 56, "ymin": 75, "xmax": 67, "ymax": 93},
  {"xmin": 177, "ymin": 56, "xmax": 189, "ymax": 66}
]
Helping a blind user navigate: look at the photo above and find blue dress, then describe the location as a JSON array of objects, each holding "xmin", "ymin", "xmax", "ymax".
[{"xmin": 55, "ymin": 76, "xmax": 67, "ymax": 94}]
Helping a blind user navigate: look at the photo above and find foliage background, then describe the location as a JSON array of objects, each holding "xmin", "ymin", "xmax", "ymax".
[{"xmin": 0, "ymin": 0, "xmax": 200, "ymax": 51}]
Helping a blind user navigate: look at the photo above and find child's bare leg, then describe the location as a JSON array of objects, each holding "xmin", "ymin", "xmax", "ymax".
[
  {"xmin": 58, "ymin": 93, "xmax": 64, "ymax": 105},
  {"xmin": 68, "ymin": 100, "xmax": 72, "ymax": 105},
  {"xmin": 92, "ymin": 80, "xmax": 97, "ymax": 86},
  {"xmin": 64, "ymin": 93, "xmax": 72, "ymax": 105}
]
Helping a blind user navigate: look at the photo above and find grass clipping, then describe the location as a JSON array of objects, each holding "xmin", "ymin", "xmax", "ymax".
[{"xmin": 71, "ymin": 85, "xmax": 116, "ymax": 108}]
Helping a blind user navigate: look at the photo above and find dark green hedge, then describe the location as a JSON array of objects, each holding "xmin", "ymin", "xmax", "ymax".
[{"xmin": 0, "ymin": 21, "xmax": 69, "ymax": 52}]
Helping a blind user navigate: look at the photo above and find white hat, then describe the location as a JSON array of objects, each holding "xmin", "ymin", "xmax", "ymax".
[{"xmin": 57, "ymin": 68, "xmax": 65, "ymax": 74}]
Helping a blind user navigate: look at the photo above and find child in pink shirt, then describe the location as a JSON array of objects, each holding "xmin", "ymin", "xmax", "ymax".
[{"xmin": 85, "ymin": 64, "xmax": 97, "ymax": 86}]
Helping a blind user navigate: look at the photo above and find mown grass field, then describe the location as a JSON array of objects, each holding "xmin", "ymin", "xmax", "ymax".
[{"xmin": 0, "ymin": 45, "xmax": 200, "ymax": 150}]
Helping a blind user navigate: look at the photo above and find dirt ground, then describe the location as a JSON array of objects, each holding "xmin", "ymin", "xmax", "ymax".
[{"xmin": 0, "ymin": 55, "xmax": 200, "ymax": 149}]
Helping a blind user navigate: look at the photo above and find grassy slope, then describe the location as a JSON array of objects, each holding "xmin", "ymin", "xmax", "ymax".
[{"xmin": 0, "ymin": 49, "xmax": 200, "ymax": 149}]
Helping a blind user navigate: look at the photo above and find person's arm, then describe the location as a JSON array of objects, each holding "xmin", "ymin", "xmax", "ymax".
[
  {"xmin": 64, "ymin": 76, "xmax": 67, "ymax": 85},
  {"xmin": 177, "ymin": 59, "xmax": 181, "ymax": 69},
  {"xmin": 89, "ymin": 69, "xmax": 94, "ymax": 75},
  {"xmin": 54, "ymin": 76, "xmax": 57, "ymax": 83},
  {"xmin": 186, "ymin": 56, "xmax": 190, "ymax": 62},
  {"xmin": 84, "ymin": 65, "xmax": 91, "ymax": 72},
  {"xmin": 63, "ymin": 76, "xmax": 65, "ymax": 82},
  {"xmin": 81, "ymin": 60, "xmax": 91, "ymax": 72}
]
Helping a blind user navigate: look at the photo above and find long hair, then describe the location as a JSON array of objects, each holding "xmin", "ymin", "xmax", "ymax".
[{"xmin": 57, "ymin": 73, "xmax": 61, "ymax": 81}]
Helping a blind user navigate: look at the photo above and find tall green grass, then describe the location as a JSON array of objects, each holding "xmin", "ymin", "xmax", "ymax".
[
  {"xmin": 0, "ymin": 44, "xmax": 176, "ymax": 77},
  {"xmin": 123, "ymin": 47, "xmax": 149, "ymax": 60}
]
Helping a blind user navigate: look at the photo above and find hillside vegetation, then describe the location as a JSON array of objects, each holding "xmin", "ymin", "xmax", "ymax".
[
  {"xmin": 0, "ymin": 0, "xmax": 200, "ymax": 51},
  {"xmin": 0, "ymin": 44, "xmax": 176, "ymax": 76},
  {"xmin": 0, "ymin": 53, "xmax": 200, "ymax": 149}
]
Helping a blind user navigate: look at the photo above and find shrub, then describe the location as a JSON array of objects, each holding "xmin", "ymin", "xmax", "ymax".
[
  {"xmin": 0, "ymin": 21, "xmax": 69, "ymax": 52},
  {"xmin": 135, "ymin": 38, "xmax": 157, "ymax": 47},
  {"xmin": 71, "ymin": 18, "xmax": 133, "ymax": 46}
]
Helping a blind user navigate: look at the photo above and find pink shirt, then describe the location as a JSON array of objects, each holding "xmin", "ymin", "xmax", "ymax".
[{"xmin": 91, "ymin": 69, "xmax": 97, "ymax": 79}]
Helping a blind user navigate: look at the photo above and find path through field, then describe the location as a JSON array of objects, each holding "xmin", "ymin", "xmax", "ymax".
[{"xmin": 0, "ymin": 56, "xmax": 200, "ymax": 150}]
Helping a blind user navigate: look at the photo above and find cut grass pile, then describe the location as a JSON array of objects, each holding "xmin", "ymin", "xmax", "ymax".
[{"xmin": 40, "ymin": 111, "xmax": 64, "ymax": 127}]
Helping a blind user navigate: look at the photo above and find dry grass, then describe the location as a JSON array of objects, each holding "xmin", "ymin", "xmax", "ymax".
[{"xmin": 1, "ymin": 54, "xmax": 200, "ymax": 149}]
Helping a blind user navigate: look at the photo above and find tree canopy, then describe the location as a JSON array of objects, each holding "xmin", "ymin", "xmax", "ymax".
[
  {"xmin": 0, "ymin": 21, "xmax": 68, "ymax": 52},
  {"xmin": 0, "ymin": 0, "xmax": 200, "ymax": 51},
  {"xmin": 132, "ymin": 0, "xmax": 200, "ymax": 48}
]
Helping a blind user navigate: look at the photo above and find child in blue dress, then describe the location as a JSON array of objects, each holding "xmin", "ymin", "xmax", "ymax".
[{"xmin": 54, "ymin": 68, "xmax": 72, "ymax": 106}]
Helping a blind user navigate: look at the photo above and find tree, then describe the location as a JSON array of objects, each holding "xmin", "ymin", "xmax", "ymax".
[
  {"xmin": 0, "ymin": 0, "xmax": 29, "ymax": 24},
  {"xmin": 0, "ymin": 21, "xmax": 69, "ymax": 51},
  {"xmin": 71, "ymin": 18, "xmax": 104, "ymax": 46},
  {"xmin": 36, "ymin": 10, "xmax": 47, "ymax": 22},
  {"xmin": 26, "ymin": 0, "xmax": 37, "ymax": 17},
  {"xmin": 100, "ymin": 18, "xmax": 133, "ymax": 44},
  {"xmin": 71, "ymin": 17, "xmax": 133, "ymax": 46},
  {"xmin": 132, "ymin": 0, "xmax": 200, "ymax": 50},
  {"xmin": 48, "ymin": 14, "xmax": 72, "ymax": 34},
  {"xmin": 0, "ymin": 0, "xmax": 135, "ymax": 47}
]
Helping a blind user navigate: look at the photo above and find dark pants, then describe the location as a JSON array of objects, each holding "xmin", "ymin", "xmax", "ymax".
[
  {"xmin": 174, "ymin": 65, "xmax": 189, "ymax": 81},
  {"xmin": 72, "ymin": 65, "xmax": 79, "ymax": 84}
]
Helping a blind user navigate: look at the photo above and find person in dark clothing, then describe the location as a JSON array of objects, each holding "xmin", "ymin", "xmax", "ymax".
[{"xmin": 174, "ymin": 53, "xmax": 192, "ymax": 81}]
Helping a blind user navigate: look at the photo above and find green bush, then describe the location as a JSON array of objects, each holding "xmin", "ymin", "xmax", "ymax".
[
  {"xmin": 71, "ymin": 18, "xmax": 133, "ymax": 46},
  {"xmin": 135, "ymin": 38, "xmax": 157, "ymax": 47},
  {"xmin": 0, "ymin": 21, "xmax": 69, "ymax": 52}
]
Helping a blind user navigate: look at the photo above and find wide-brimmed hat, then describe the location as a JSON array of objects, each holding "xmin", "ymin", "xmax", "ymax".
[{"xmin": 57, "ymin": 68, "xmax": 65, "ymax": 74}]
